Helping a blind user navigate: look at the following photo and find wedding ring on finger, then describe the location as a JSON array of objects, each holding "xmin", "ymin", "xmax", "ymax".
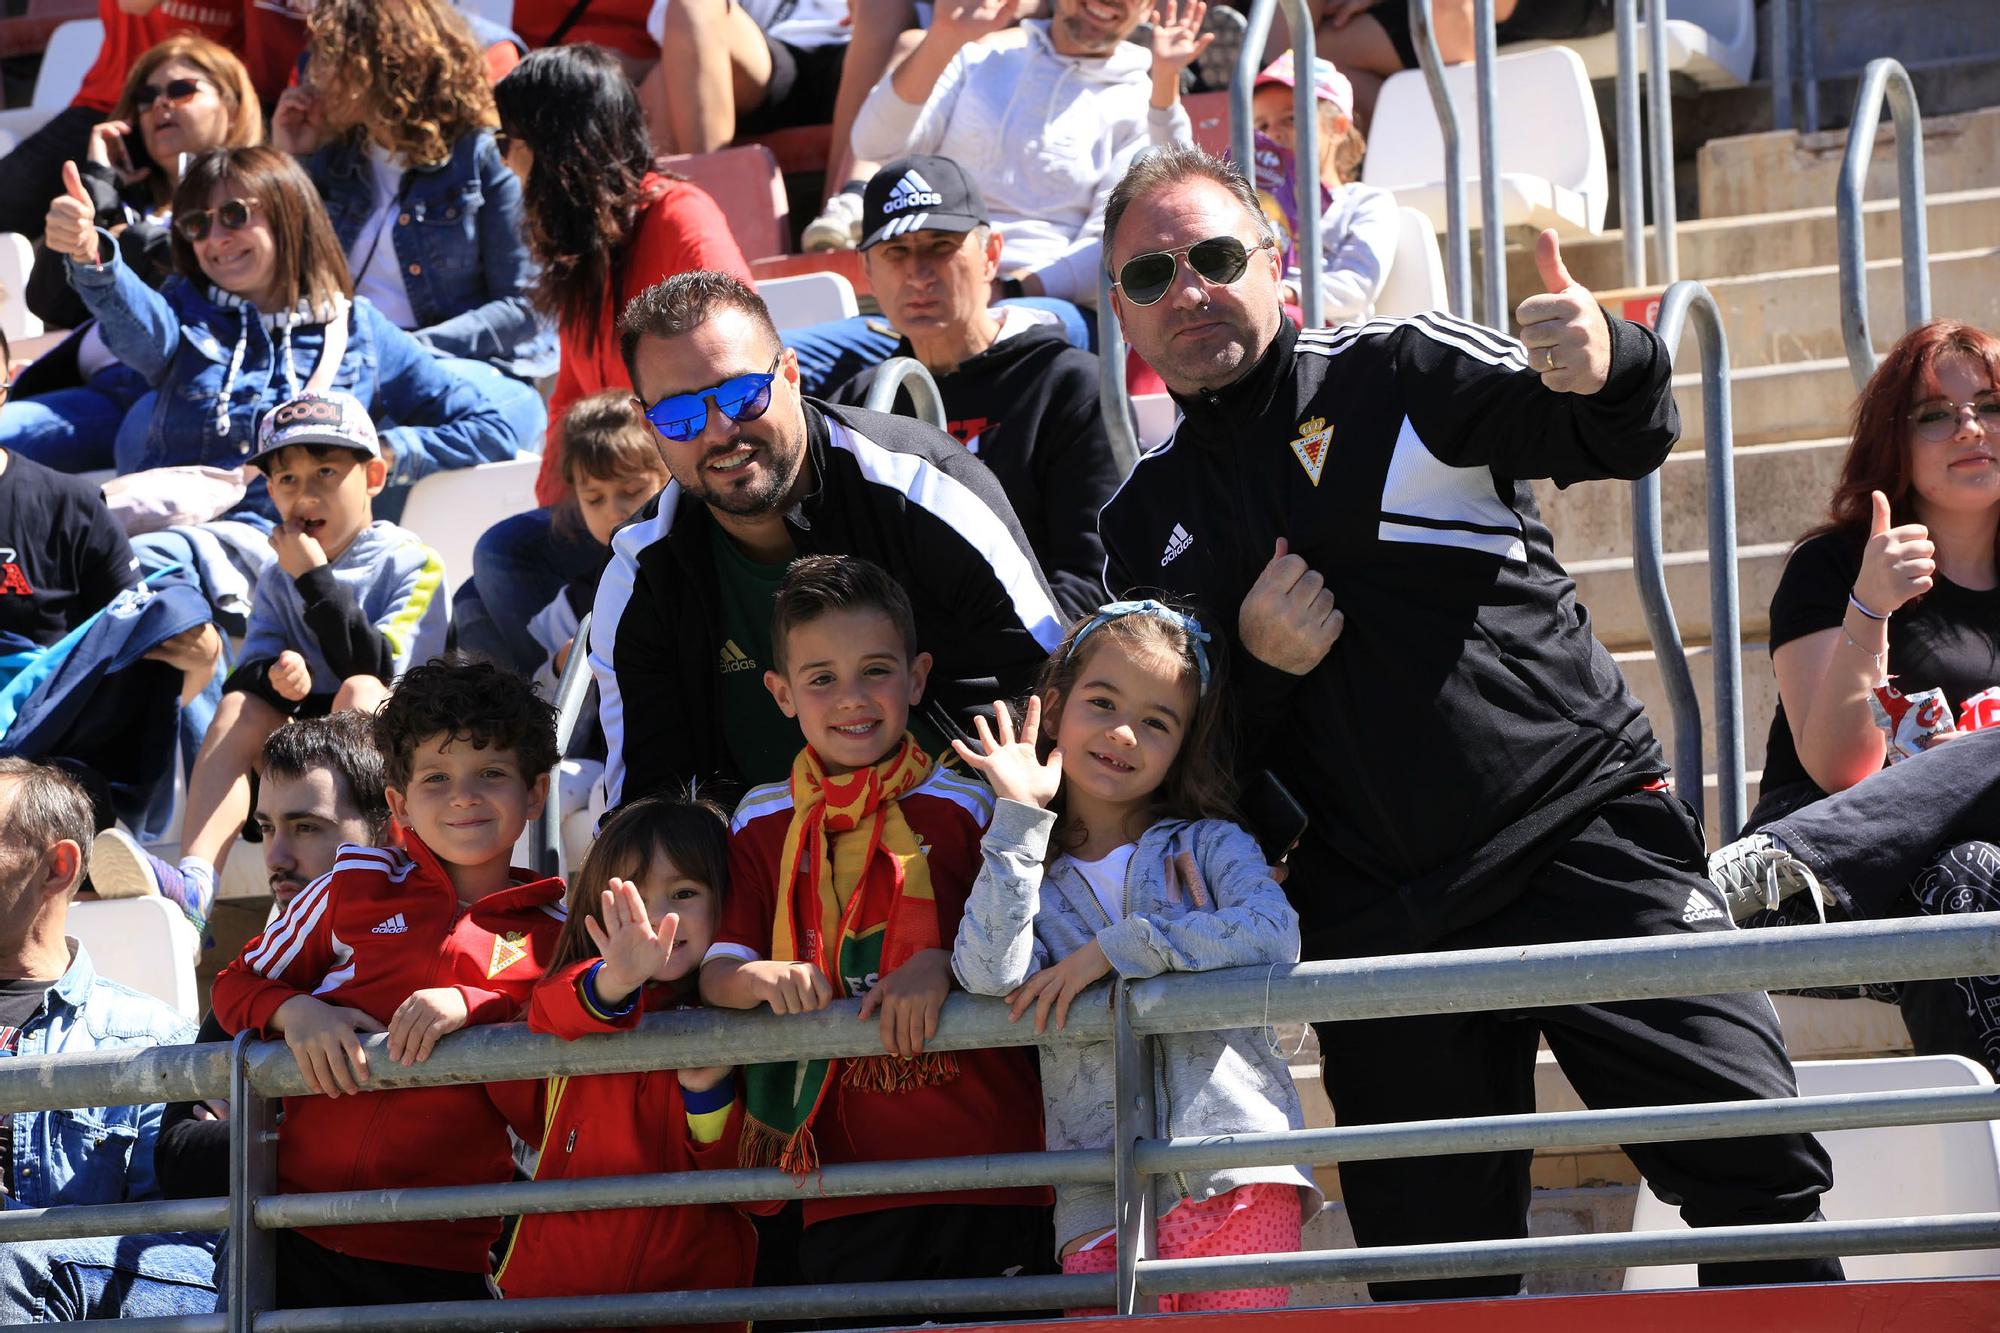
[{"xmin": 1540, "ymin": 346, "xmax": 1561, "ymax": 372}]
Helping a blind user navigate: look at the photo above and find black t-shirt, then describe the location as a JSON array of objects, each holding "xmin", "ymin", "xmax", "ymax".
[
  {"xmin": 0, "ymin": 452, "xmax": 139, "ymax": 649},
  {"xmin": 0, "ymin": 975, "xmax": 52, "ymax": 1199},
  {"xmin": 1758, "ymin": 530, "xmax": 2000, "ymax": 815}
]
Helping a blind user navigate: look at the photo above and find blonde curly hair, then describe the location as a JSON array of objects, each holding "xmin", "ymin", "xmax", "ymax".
[{"xmin": 306, "ymin": 0, "xmax": 495, "ymax": 168}]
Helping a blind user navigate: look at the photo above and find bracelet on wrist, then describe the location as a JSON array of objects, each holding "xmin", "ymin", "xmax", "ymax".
[
  {"xmin": 1847, "ymin": 591, "xmax": 1889, "ymax": 621},
  {"xmin": 1840, "ymin": 626, "xmax": 1887, "ymax": 681}
]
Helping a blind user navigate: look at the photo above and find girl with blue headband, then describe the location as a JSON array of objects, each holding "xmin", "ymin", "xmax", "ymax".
[{"xmin": 949, "ymin": 599, "xmax": 1320, "ymax": 1313}]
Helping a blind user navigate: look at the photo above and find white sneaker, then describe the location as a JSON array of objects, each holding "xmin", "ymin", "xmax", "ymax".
[
  {"xmin": 1708, "ymin": 832, "xmax": 1829, "ymax": 923},
  {"xmin": 803, "ymin": 193, "xmax": 863, "ymax": 252}
]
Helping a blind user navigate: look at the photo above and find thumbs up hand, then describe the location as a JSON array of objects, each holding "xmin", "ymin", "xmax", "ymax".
[
  {"xmin": 44, "ymin": 161, "xmax": 101, "ymax": 267},
  {"xmin": 1513, "ymin": 229, "xmax": 1610, "ymax": 395},
  {"xmin": 1854, "ymin": 489, "xmax": 1935, "ymax": 617}
]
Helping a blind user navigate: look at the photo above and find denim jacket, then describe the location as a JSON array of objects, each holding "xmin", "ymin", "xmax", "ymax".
[
  {"xmin": 309, "ymin": 130, "xmax": 556, "ymax": 380},
  {"xmin": 67, "ymin": 243, "xmax": 524, "ymax": 505},
  {"xmin": 952, "ymin": 801, "xmax": 1322, "ymax": 1248},
  {"xmin": 2, "ymin": 941, "xmax": 196, "ymax": 1209}
]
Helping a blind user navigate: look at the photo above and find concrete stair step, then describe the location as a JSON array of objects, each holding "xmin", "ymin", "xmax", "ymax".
[
  {"xmin": 1535, "ymin": 437, "xmax": 1845, "ymax": 567},
  {"xmin": 1673, "ymin": 356, "xmax": 1855, "ymax": 448},
  {"xmin": 1597, "ymin": 245, "xmax": 2000, "ymax": 370},
  {"xmin": 1697, "ymin": 104, "xmax": 2000, "ymax": 220},
  {"xmin": 1801, "ymin": 0, "xmax": 2000, "ymax": 79},
  {"xmin": 1569, "ymin": 539, "xmax": 1789, "ymax": 651},
  {"xmin": 1504, "ymin": 188, "xmax": 2000, "ymax": 296},
  {"xmin": 1615, "ymin": 639, "xmax": 1779, "ymax": 780}
]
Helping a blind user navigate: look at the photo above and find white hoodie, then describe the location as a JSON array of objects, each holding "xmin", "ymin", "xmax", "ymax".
[{"xmin": 851, "ymin": 20, "xmax": 1191, "ymax": 305}]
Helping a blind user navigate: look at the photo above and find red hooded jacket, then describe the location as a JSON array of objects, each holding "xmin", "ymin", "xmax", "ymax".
[
  {"xmin": 210, "ymin": 835, "xmax": 566, "ymax": 1272},
  {"xmin": 492, "ymin": 959, "xmax": 755, "ymax": 1332}
]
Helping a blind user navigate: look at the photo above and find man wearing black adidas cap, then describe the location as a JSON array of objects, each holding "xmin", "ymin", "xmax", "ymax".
[
  {"xmin": 830, "ymin": 155, "xmax": 1122, "ymax": 619},
  {"xmin": 1095, "ymin": 145, "xmax": 1843, "ymax": 1300}
]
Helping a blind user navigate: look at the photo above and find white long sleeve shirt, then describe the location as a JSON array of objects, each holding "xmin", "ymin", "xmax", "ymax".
[
  {"xmin": 1288, "ymin": 180, "xmax": 1401, "ymax": 325},
  {"xmin": 851, "ymin": 21, "xmax": 1191, "ymax": 304}
]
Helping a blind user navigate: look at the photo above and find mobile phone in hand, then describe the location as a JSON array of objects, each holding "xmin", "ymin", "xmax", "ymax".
[{"xmin": 1241, "ymin": 770, "xmax": 1308, "ymax": 867}]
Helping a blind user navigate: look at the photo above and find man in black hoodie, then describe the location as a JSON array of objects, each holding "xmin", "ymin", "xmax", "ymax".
[
  {"xmin": 831, "ymin": 155, "xmax": 1123, "ymax": 619},
  {"xmin": 593, "ymin": 269, "xmax": 1065, "ymax": 811},
  {"xmin": 1096, "ymin": 146, "xmax": 1841, "ymax": 1299}
]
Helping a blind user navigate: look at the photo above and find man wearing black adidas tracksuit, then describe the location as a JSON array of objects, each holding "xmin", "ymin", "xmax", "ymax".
[{"xmin": 1096, "ymin": 147, "xmax": 1842, "ymax": 1299}]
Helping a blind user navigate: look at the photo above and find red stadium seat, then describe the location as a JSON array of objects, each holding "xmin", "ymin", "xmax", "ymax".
[
  {"xmin": 659, "ymin": 144, "xmax": 790, "ymax": 262},
  {"xmin": 1185, "ymin": 90, "xmax": 1231, "ymax": 159},
  {"xmin": 0, "ymin": 0, "xmax": 93, "ymax": 63},
  {"xmin": 739, "ymin": 123, "xmax": 835, "ymax": 179}
]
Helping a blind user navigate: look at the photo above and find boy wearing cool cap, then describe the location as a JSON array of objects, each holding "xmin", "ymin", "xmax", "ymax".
[{"xmin": 93, "ymin": 391, "xmax": 449, "ymax": 926}]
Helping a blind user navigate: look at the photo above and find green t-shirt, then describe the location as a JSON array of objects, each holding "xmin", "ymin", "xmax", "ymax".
[{"xmin": 709, "ymin": 525, "xmax": 804, "ymax": 788}]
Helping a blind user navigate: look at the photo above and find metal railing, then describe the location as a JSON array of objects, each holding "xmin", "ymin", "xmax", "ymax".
[
  {"xmin": 1229, "ymin": 0, "xmax": 1325, "ymax": 331},
  {"xmin": 1096, "ymin": 265, "xmax": 1140, "ymax": 477},
  {"xmin": 1613, "ymin": 0, "xmax": 1680, "ymax": 290},
  {"xmin": 861, "ymin": 355, "xmax": 948, "ymax": 431},
  {"xmin": 1631, "ymin": 278, "xmax": 1743, "ymax": 836},
  {"xmin": 1410, "ymin": 0, "xmax": 1474, "ymax": 319},
  {"xmin": 1838, "ymin": 58, "xmax": 1930, "ymax": 389},
  {"xmin": 6, "ymin": 916, "xmax": 2000, "ymax": 1329}
]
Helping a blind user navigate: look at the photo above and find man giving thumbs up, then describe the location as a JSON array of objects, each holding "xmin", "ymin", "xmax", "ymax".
[{"xmin": 1096, "ymin": 146, "xmax": 1842, "ymax": 1301}]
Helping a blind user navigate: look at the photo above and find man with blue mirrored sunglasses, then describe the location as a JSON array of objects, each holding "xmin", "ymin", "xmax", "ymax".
[{"xmin": 594, "ymin": 268, "xmax": 1069, "ymax": 819}]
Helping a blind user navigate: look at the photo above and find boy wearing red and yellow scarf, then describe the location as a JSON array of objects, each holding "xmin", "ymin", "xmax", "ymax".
[{"xmin": 701, "ymin": 556, "xmax": 1049, "ymax": 1303}]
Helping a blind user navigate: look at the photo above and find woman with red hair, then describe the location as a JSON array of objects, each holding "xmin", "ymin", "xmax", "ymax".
[{"xmin": 1710, "ymin": 319, "xmax": 2000, "ymax": 1076}]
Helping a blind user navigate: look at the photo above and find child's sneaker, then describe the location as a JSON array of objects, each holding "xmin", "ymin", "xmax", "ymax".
[
  {"xmin": 90, "ymin": 829, "xmax": 214, "ymax": 934},
  {"xmin": 802, "ymin": 192, "xmax": 863, "ymax": 252}
]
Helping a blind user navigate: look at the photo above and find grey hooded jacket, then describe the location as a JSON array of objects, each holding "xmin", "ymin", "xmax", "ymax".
[{"xmin": 952, "ymin": 798, "xmax": 1323, "ymax": 1251}]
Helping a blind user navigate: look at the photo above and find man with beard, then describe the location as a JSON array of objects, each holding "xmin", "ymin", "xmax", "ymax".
[
  {"xmin": 1093, "ymin": 145, "xmax": 1841, "ymax": 1301},
  {"xmin": 592, "ymin": 269, "xmax": 1065, "ymax": 810}
]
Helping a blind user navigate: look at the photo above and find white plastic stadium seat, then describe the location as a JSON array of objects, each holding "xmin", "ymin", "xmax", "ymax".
[
  {"xmin": 1507, "ymin": 0, "xmax": 1755, "ymax": 90},
  {"xmin": 67, "ymin": 897, "xmax": 201, "ymax": 1022},
  {"xmin": 453, "ymin": 0, "xmax": 515, "ymax": 24},
  {"xmin": 1132, "ymin": 392, "xmax": 1179, "ymax": 452},
  {"xmin": 1373, "ymin": 207, "xmax": 1449, "ymax": 318},
  {"xmin": 1363, "ymin": 46, "xmax": 1609, "ymax": 237},
  {"xmin": 0, "ymin": 19, "xmax": 100, "ymax": 155},
  {"xmin": 758, "ymin": 271, "xmax": 860, "ymax": 333},
  {"xmin": 400, "ymin": 454, "xmax": 541, "ymax": 596},
  {"xmin": 1624, "ymin": 1055, "xmax": 2000, "ymax": 1285},
  {"xmin": 0, "ymin": 231, "xmax": 42, "ymax": 341}
]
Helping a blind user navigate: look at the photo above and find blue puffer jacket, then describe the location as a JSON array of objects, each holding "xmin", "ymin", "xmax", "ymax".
[
  {"xmin": 2, "ymin": 941, "xmax": 195, "ymax": 1209},
  {"xmin": 308, "ymin": 129, "xmax": 556, "ymax": 381},
  {"xmin": 67, "ymin": 242, "xmax": 524, "ymax": 513}
]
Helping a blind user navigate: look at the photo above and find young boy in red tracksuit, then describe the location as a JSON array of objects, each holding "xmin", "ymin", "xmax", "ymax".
[
  {"xmin": 210, "ymin": 658, "xmax": 565, "ymax": 1311},
  {"xmin": 699, "ymin": 556, "xmax": 1049, "ymax": 1309},
  {"xmin": 492, "ymin": 795, "xmax": 755, "ymax": 1332}
]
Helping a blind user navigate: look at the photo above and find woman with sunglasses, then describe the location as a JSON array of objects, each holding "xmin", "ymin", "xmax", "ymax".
[
  {"xmin": 4, "ymin": 36, "xmax": 262, "ymax": 473},
  {"xmin": 268, "ymin": 0, "xmax": 552, "ymax": 450},
  {"xmin": 1708, "ymin": 318, "xmax": 2000, "ymax": 1079},
  {"xmin": 452, "ymin": 45, "xmax": 750, "ymax": 675},
  {"xmin": 21, "ymin": 145, "xmax": 513, "ymax": 521}
]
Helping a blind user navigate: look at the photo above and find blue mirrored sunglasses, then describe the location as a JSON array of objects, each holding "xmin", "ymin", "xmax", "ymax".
[{"xmin": 639, "ymin": 351, "xmax": 783, "ymax": 444}]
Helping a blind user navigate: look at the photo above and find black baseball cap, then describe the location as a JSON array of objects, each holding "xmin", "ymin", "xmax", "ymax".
[{"xmin": 859, "ymin": 155, "xmax": 989, "ymax": 251}]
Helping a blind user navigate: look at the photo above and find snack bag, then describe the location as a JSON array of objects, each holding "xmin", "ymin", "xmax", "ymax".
[
  {"xmin": 1958, "ymin": 685, "xmax": 2000, "ymax": 733},
  {"xmin": 1869, "ymin": 680, "xmax": 1955, "ymax": 761}
]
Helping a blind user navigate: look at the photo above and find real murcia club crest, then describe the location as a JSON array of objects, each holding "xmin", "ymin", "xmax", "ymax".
[
  {"xmin": 1289, "ymin": 416, "xmax": 1333, "ymax": 486},
  {"xmin": 488, "ymin": 929, "xmax": 529, "ymax": 978}
]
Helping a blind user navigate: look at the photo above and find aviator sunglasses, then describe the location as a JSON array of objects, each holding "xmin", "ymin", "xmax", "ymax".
[
  {"xmin": 1113, "ymin": 234, "xmax": 1274, "ymax": 307},
  {"xmin": 638, "ymin": 351, "xmax": 784, "ymax": 444},
  {"xmin": 176, "ymin": 197, "xmax": 261, "ymax": 243},
  {"xmin": 135, "ymin": 76, "xmax": 211, "ymax": 113},
  {"xmin": 1909, "ymin": 391, "xmax": 2000, "ymax": 443}
]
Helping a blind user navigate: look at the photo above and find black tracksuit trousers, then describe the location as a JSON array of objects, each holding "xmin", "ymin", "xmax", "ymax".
[{"xmin": 1314, "ymin": 788, "xmax": 1843, "ymax": 1302}]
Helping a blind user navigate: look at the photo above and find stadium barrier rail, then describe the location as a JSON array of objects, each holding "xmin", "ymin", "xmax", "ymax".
[
  {"xmin": 3, "ymin": 917, "xmax": 2000, "ymax": 1328},
  {"xmin": 1838, "ymin": 57, "xmax": 1930, "ymax": 390}
]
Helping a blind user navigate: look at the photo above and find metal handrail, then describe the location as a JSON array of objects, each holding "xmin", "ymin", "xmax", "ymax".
[
  {"xmin": 1632, "ymin": 279, "xmax": 1743, "ymax": 834},
  {"xmin": 1767, "ymin": 0, "xmax": 1793, "ymax": 131},
  {"xmin": 1227, "ymin": 0, "xmax": 1324, "ymax": 330},
  {"xmin": 1097, "ymin": 265, "xmax": 1139, "ymax": 477},
  {"xmin": 1839, "ymin": 58, "xmax": 1930, "ymax": 389},
  {"xmin": 7, "ymin": 916, "xmax": 1999, "ymax": 1328},
  {"xmin": 860, "ymin": 354, "xmax": 948, "ymax": 430},
  {"xmin": 1612, "ymin": 0, "xmax": 1679, "ymax": 289},
  {"xmin": 1471, "ymin": 0, "xmax": 1504, "ymax": 324},
  {"xmin": 1411, "ymin": 0, "xmax": 1471, "ymax": 319},
  {"xmin": 532, "ymin": 609, "xmax": 595, "ymax": 879}
]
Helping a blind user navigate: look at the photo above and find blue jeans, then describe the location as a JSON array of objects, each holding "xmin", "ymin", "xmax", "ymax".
[
  {"xmin": 0, "ymin": 366, "xmax": 152, "ymax": 474},
  {"xmin": 0, "ymin": 1233, "xmax": 217, "ymax": 1322},
  {"xmin": 455, "ymin": 505, "xmax": 608, "ymax": 675},
  {"xmin": 435, "ymin": 356, "xmax": 548, "ymax": 456},
  {"xmin": 784, "ymin": 298, "xmax": 1093, "ymax": 397}
]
